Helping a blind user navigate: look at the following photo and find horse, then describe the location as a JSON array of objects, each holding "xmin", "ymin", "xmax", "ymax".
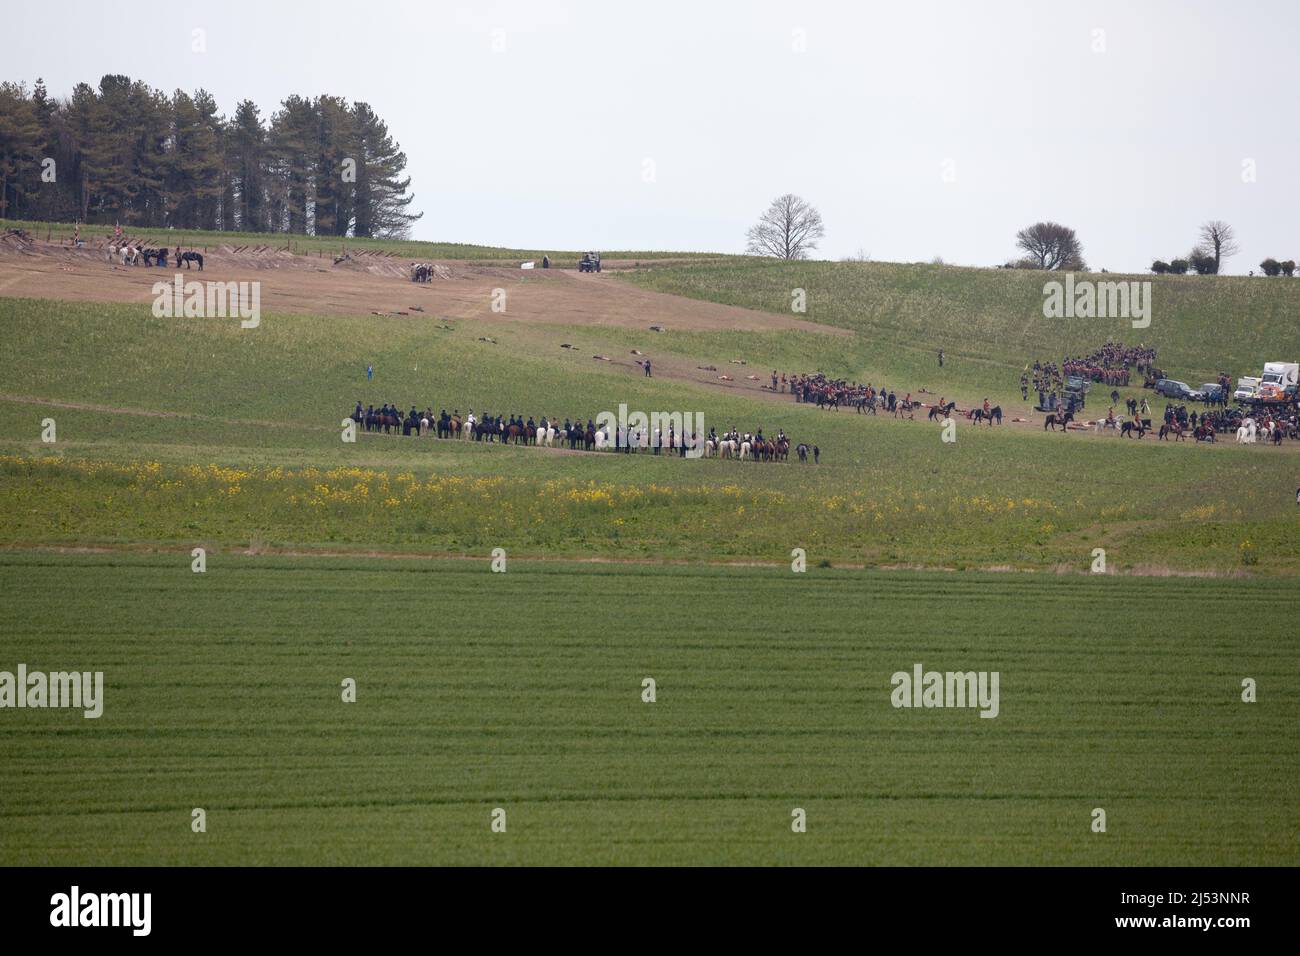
[
  {"xmin": 894, "ymin": 400, "xmax": 916, "ymax": 420},
  {"xmin": 984, "ymin": 405, "xmax": 1002, "ymax": 425},
  {"xmin": 1044, "ymin": 411, "xmax": 1073, "ymax": 432},
  {"xmin": 177, "ymin": 251, "xmax": 204, "ymax": 270},
  {"xmin": 928, "ymin": 402, "xmax": 955, "ymax": 421},
  {"xmin": 1120, "ymin": 420, "xmax": 1146, "ymax": 439},
  {"xmin": 796, "ymin": 442, "xmax": 810, "ymax": 463},
  {"xmin": 1159, "ymin": 422, "xmax": 1185, "ymax": 441}
]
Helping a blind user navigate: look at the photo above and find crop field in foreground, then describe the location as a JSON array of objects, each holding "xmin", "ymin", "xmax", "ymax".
[{"xmin": 0, "ymin": 552, "xmax": 1294, "ymax": 866}]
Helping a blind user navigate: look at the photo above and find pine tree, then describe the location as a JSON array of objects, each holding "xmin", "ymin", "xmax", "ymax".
[
  {"xmin": 268, "ymin": 95, "xmax": 316, "ymax": 234},
  {"xmin": 0, "ymin": 82, "xmax": 43, "ymax": 220},
  {"xmin": 229, "ymin": 100, "xmax": 267, "ymax": 232},
  {"xmin": 351, "ymin": 102, "xmax": 421, "ymax": 238}
]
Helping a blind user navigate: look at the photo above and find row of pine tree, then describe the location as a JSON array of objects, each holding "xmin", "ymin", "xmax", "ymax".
[{"xmin": 0, "ymin": 76, "xmax": 420, "ymax": 238}]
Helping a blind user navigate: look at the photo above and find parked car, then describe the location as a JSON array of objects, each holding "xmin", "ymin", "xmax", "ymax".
[
  {"xmin": 1154, "ymin": 379, "xmax": 1195, "ymax": 399},
  {"xmin": 1198, "ymin": 383, "xmax": 1224, "ymax": 402}
]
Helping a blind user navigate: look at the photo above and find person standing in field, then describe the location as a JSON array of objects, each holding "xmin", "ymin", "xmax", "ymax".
[
  {"xmin": 367, "ymin": 363, "xmax": 373, "ymax": 381},
  {"xmin": 938, "ymin": 349, "xmax": 944, "ymax": 368},
  {"xmin": 644, "ymin": 358, "xmax": 652, "ymax": 377}
]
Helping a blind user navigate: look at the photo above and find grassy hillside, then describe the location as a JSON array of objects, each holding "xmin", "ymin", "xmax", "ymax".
[
  {"xmin": 619, "ymin": 260, "xmax": 1300, "ymax": 401},
  {"xmin": 1, "ymin": 297, "xmax": 1296, "ymax": 572},
  {"xmin": 1, "ymin": 551, "xmax": 1293, "ymax": 866},
  {"xmin": 1, "ymin": 217, "xmax": 737, "ymax": 267}
]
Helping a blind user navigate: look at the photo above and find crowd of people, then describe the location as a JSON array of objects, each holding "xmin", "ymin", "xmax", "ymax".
[
  {"xmin": 1023, "ymin": 342, "xmax": 1160, "ymax": 397},
  {"xmin": 777, "ymin": 371, "xmax": 919, "ymax": 413}
]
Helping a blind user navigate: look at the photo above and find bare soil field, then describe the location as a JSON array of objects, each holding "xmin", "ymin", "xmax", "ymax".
[{"xmin": 0, "ymin": 237, "xmax": 844, "ymax": 336}]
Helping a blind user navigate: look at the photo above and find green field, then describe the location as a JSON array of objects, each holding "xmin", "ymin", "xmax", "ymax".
[
  {"xmin": 620, "ymin": 259, "xmax": 1300, "ymax": 402},
  {"xmin": 1, "ymin": 551, "xmax": 1294, "ymax": 866},
  {"xmin": 2, "ymin": 298, "xmax": 1297, "ymax": 573}
]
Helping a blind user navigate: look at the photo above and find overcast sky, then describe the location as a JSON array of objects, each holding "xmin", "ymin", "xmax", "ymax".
[{"xmin": 10, "ymin": 0, "xmax": 1299, "ymax": 272}]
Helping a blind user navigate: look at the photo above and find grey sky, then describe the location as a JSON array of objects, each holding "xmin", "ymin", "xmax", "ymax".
[{"xmin": 10, "ymin": 0, "xmax": 1299, "ymax": 272}]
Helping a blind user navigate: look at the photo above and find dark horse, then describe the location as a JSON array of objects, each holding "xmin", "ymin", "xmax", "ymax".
[
  {"xmin": 928, "ymin": 401, "xmax": 956, "ymax": 421},
  {"xmin": 1044, "ymin": 411, "xmax": 1074, "ymax": 431},
  {"xmin": 177, "ymin": 251, "xmax": 204, "ymax": 270}
]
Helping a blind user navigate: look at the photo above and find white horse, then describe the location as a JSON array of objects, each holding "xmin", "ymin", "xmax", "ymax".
[
  {"xmin": 594, "ymin": 428, "xmax": 610, "ymax": 450},
  {"xmin": 419, "ymin": 417, "xmax": 430, "ymax": 436},
  {"xmin": 740, "ymin": 440, "xmax": 752, "ymax": 459}
]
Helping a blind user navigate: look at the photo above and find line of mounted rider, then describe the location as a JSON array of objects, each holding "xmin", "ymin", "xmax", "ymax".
[{"xmin": 348, "ymin": 403, "xmax": 811, "ymax": 460}]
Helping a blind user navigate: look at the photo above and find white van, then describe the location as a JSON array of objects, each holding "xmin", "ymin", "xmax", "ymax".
[{"xmin": 1234, "ymin": 376, "xmax": 1260, "ymax": 401}]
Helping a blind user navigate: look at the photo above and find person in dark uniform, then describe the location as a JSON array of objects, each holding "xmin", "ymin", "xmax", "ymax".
[{"xmin": 644, "ymin": 359, "xmax": 652, "ymax": 377}]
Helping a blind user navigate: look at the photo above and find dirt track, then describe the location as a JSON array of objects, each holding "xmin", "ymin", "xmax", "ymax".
[{"xmin": 0, "ymin": 238, "xmax": 847, "ymax": 336}]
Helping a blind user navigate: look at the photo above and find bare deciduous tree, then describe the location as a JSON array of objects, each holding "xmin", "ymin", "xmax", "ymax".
[
  {"xmin": 1014, "ymin": 221, "xmax": 1086, "ymax": 270},
  {"xmin": 1196, "ymin": 220, "xmax": 1239, "ymax": 274},
  {"xmin": 746, "ymin": 193, "xmax": 825, "ymax": 260}
]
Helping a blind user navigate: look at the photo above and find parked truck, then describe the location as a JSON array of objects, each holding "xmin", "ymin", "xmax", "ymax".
[
  {"xmin": 1237, "ymin": 361, "xmax": 1299, "ymax": 413},
  {"xmin": 1257, "ymin": 362, "xmax": 1299, "ymax": 401},
  {"xmin": 1233, "ymin": 376, "xmax": 1261, "ymax": 402}
]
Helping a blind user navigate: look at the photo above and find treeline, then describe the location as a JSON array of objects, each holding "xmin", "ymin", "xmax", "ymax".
[{"xmin": 0, "ymin": 76, "xmax": 420, "ymax": 238}]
